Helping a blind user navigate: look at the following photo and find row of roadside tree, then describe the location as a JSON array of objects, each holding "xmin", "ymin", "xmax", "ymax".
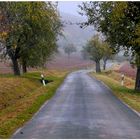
[
  {"xmin": 81, "ymin": 34, "xmax": 113, "ymax": 73},
  {"xmin": 79, "ymin": 2, "xmax": 140, "ymax": 91},
  {"xmin": 0, "ymin": 2, "xmax": 62, "ymax": 75}
]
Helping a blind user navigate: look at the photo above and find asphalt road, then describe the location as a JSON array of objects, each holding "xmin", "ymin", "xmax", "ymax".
[{"xmin": 12, "ymin": 70, "xmax": 140, "ymax": 139}]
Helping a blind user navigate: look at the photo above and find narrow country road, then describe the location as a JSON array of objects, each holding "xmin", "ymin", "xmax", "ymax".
[{"xmin": 12, "ymin": 70, "xmax": 140, "ymax": 139}]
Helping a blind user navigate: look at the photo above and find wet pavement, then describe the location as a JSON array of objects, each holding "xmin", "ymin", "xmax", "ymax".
[{"xmin": 12, "ymin": 70, "xmax": 140, "ymax": 139}]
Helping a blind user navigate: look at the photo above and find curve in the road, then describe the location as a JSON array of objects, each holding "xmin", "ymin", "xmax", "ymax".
[{"xmin": 12, "ymin": 70, "xmax": 140, "ymax": 139}]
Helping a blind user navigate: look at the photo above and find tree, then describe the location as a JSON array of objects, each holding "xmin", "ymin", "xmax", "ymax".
[
  {"xmin": 19, "ymin": 2, "xmax": 62, "ymax": 73},
  {"xmin": 63, "ymin": 43, "xmax": 76, "ymax": 60},
  {"xmin": 81, "ymin": 46, "xmax": 90, "ymax": 60},
  {"xmin": 0, "ymin": 2, "xmax": 62, "ymax": 75},
  {"xmin": 102, "ymin": 42, "xmax": 113, "ymax": 70},
  {"xmin": 84, "ymin": 35, "xmax": 103, "ymax": 73},
  {"xmin": 79, "ymin": 2, "xmax": 140, "ymax": 91}
]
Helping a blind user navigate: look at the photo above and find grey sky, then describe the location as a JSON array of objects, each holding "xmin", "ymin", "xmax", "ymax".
[{"xmin": 58, "ymin": 1, "xmax": 83, "ymax": 17}]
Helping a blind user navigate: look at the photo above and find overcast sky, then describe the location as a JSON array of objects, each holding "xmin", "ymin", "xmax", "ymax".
[{"xmin": 58, "ymin": 1, "xmax": 83, "ymax": 17}]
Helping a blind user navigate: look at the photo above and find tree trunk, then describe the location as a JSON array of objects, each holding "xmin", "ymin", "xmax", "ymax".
[
  {"xmin": 22, "ymin": 60, "xmax": 27, "ymax": 73},
  {"xmin": 103, "ymin": 60, "xmax": 107, "ymax": 70},
  {"xmin": 135, "ymin": 66, "xmax": 140, "ymax": 92},
  {"xmin": 96, "ymin": 61, "xmax": 101, "ymax": 73},
  {"xmin": 11, "ymin": 58, "xmax": 20, "ymax": 75}
]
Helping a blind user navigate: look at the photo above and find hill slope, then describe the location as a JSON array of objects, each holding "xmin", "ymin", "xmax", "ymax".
[{"xmin": 57, "ymin": 12, "xmax": 94, "ymax": 50}]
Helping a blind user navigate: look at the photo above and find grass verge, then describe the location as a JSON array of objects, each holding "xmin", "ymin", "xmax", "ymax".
[
  {"xmin": 0, "ymin": 70, "xmax": 68, "ymax": 138},
  {"xmin": 90, "ymin": 71, "xmax": 140, "ymax": 113}
]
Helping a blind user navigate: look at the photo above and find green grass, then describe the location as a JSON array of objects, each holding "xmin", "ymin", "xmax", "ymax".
[
  {"xmin": 0, "ymin": 70, "xmax": 68, "ymax": 138},
  {"xmin": 90, "ymin": 71, "xmax": 140, "ymax": 113},
  {"xmin": 0, "ymin": 73, "xmax": 15, "ymax": 78}
]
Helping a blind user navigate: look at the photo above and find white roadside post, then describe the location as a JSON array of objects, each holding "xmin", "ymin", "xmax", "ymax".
[
  {"xmin": 121, "ymin": 74, "xmax": 124, "ymax": 86},
  {"xmin": 41, "ymin": 74, "xmax": 46, "ymax": 86}
]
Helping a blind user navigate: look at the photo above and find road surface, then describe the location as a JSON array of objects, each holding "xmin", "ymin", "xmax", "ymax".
[{"xmin": 12, "ymin": 70, "xmax": 140, "ymax": 139}]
